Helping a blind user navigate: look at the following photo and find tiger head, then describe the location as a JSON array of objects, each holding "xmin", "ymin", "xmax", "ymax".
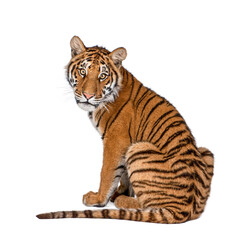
[{"xmin": 66, "ymin": 36, "xmax": 127, "ymax": 112}]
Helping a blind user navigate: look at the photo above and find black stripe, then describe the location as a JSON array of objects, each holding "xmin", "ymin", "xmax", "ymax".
[
  {"xmin": 132, "ymin": 183, "xmax": 147, "ymax": 188},
  {"xmin": 133, "ymin": 83, "xmax": 143, "ymax": 103},
  {"xmin": 67, "ymin": 61, "xmax": 75, "ymax": 75},
  {"xmin": 140, "ymin": 100, "xmax": 165, "ymax": 141},
  {"xmin": 72, "ymin": 211, "xmax": 78, "ymax": 218},
  {"xmin": 127, "ymin": 150, "xmax": 162, "ymax": 165},
  {"xmin": 148, "ymin": 113, "xmax": 182, "ymax": 142},
  {"xmin": 164, "ymin": 208, "xmax": 185, "ymax": 222},
  {"xmin": 143, "ymin": 157, "xmax": 176, "ymax": 164},
  {"xmin": 133, "ymin": 180, "xmax": 188, "ymax": 189},
  {"xmin": 201, "ymin": 150, "xmax": 214, "ymax": 158},
  {"xmin": 129, "ymin": 211, "xmax": 133, "ymax": 220},
  {"xmin": 159, "ymin": 209, "xmax": 168, "ymax": 223},
  {"xmin": 87, "ymin": 49, "xmax": 97, "ymax": 52},
  {"xmin": 153, "ymin": 120, "xmax": 186, "ymax": 145},
  {"xmin": 84, "ymin": 210, "xmax": 93, "ymax": 218},
  {"xmin": 148, "ymin": 210, "xmax": 157, "ymax": 222},
  {"xmin": 135, "ymin": 88, "xmax": 151, "ymax": 109},
  {"xmin": 194, "ymin": 171, "xmax": 207, "ymax": 188},
  {"xmin": 132, "ymin": 180, "xmax": 186, "ymax": 191},
  {"xmin": 171, "ymin": 158, "xmax": 195, "ymax": 168},
  {"xmin": 192, "ymin": 160, "xmax": 208, "ymax": 172},
  {"xmin": 140, "ymin": 95, "xmax": 157, "ymax": 117},
  {"xmin": 147, "ymin": 201, "xmax": 187, "ymax": 208},
  {"xmin": 114, "ymin": 175, "xmax": 122, "ymax": 179},
  {"xmin": 189, "ymin": 184, "xmax": 205, "ymax": 199},
  {"xmin": 159, "ymin": 130, "xmax": 187, "ymax": 150},
  {"xmin": 161, "ymin": 153, "xmax": 180, "ymax": 162},
  {"xmin": 163, "ymin": 205, "xmax": 182, "ymax": 211},
  {"xmin": 153, "ymin": 172, "xmax": 193, "ymax": 181},
  {"xmin": 136, "ymin": 97, "xmax": 162, "ymax": 140},
  {"xmin": 95, "ymin": 108, "xmax": 103, "ymax": 120},
  {"xmin": 85, "ymin": 57, "xmax": 92, "ymax": 62},
  {"xmin": 70, "ymin": 64, "xmax": 76, "ymax": 76},
  {"xmin": 180, "ymin": 211, "xmax": 190, "ymax": 219},
  {"xmin": 137, "ymin": 190, "xmax": 187, "ymax": 200},
  {"xmin": 147, "ymin": 110, "xmax": 174, "ymax": 141},
  {"xmin": 135, "ymin": 116, "xmax": 144, "ymax": 140},
  {"xmin": 127, "ymin": 156, "xmax": 149, "ymax": 165},
  {"xmin": 143, "ymin": 197, "xmax": 172, "ymax": 206},
  {"xmin": 180, "ymin": 149, "xmax": 200, "ymax": 157},
  {"xmin": 96, "ymin": 109, "xmax": 107, "ymax": 128},
  {"xmin": 129, "ymin": 166, "xmax": 187, "ymax": 179},
  {"xmin": 111, "ymin": 68, "xmax": 118, "ymax": 86},
  {"xmin": 139, "ymin": 120, "xmax": 150, "ymax": 141},
  {"xmin": 102, "ymin": 209, "xmax": 111, "ymax": 218},
  {"xmin": 135, "ymin": 210, "xmax": 143, "ymax": 221},
  {"xmin": 86, "ymin": 52, "xmax": 103, "ymax": 58},
  {"xmin": 179, "ymin": 136, "xmax": 195, "ymax": 144},
  {"xmin": 167, "ymin": 142, "xmax": 190, "ymax": 155},
  {"xmin": 119, "ymin": 209, "xmax": 126, "ymax": 219},
  {"xmin": 128, "ymin": 119, "xmax": 133, "ymax": 143},
  {"xmin": 115, "ymin": 165, "xmax": 126, "ymax": 171}
]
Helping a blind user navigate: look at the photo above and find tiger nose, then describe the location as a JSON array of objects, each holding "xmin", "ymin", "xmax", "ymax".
[{"xmin": 83, "ymin": 92, "xmax": 95, "ymax": 100}]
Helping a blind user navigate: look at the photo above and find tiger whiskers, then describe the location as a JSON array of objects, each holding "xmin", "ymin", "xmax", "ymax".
[
  {"xmin": 102, "ymin": 103, "xmax": 110, "ymax": 112},
  {"xmin": 57, "ymin": 85, "xmax": 74, "ymax": 96}
]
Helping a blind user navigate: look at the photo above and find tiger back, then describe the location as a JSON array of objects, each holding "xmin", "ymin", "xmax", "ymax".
[{"xmin": 37, "ymin": 36, "xmax": 214, "ymax": 223}]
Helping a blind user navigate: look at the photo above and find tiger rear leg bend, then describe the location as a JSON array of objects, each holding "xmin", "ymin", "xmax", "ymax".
[
  {"xmin": 110, "ymin": 169, "xmax": 134, "ymax": 202},
  {"xmin": 113, "ymin": 146, "xmax": 214, "ymax": 216},
  {"xmin": 114, "ymin": 142, "xmax": 214, "ymax": 223}
]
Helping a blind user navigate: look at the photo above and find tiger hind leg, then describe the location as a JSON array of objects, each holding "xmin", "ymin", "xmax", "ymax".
[
  {"xmin": 125, "ymin": 142, "xmax": 193, "ymax": 223},
  {"xmin": 110, "ymin": 170, "xmax": 134, "ymax": 202}
]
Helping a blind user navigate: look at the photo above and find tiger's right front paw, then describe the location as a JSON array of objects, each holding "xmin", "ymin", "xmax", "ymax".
[{"xmin": 82, "ymin": 191, "xmax": 106, "ymax": 207}]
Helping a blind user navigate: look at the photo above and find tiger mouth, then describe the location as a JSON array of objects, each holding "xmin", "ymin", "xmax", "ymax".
[{"xmin": 76, "ymin": 100, "xmax": 98, "ymax": 108}]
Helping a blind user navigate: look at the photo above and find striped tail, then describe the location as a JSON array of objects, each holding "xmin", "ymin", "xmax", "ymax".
[{"xmin": 36, "ymin": 208, "xmax": 189, "ymax": 223}]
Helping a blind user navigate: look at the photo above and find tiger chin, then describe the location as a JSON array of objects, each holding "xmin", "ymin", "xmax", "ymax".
[{"xmin": 37, "ymin": 36, "xmax": 214, "ymax": 223}]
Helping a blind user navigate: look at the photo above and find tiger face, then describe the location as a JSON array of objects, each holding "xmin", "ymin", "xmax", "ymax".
[{"xmin": 66, "ymin": 36, "xmax": 127, "ymax": 112}]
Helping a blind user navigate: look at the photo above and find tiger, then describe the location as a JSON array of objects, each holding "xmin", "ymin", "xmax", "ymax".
[{"xmin": 37, "ymin": 36, "xmax": 214, "ymax": 223}]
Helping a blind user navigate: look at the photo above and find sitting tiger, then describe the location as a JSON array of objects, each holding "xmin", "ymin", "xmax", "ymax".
[{"xmin": 37, "ymin": 36, "xmax": 214, "ymax": 223}]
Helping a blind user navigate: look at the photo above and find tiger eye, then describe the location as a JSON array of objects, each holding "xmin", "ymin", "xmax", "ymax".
[
  {"xmin": 79, "ymin": 68, "xmax": 86, "ymax": 76},
  {"xmin": 100, "ymin": 73, "xmax": 107, "ymax": 80}
]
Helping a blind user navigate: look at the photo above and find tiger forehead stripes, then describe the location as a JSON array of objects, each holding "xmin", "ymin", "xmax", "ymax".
[{"xmin": 37, "ymin": 36, "xmax": 214, "ymax": 223}]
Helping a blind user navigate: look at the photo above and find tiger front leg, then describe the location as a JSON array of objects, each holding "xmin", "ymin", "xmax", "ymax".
[{"xmin": 82, "ymin": 132, "xmax": 130, "ymax": 207}]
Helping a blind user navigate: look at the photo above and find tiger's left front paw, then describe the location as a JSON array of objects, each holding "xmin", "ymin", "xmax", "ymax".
[{"xmin": 82, "ymin": 191, "xmax": 106, "ymax": 207}]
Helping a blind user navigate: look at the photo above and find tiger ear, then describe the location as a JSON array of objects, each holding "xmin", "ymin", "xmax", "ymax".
[
  {"xmin": 109, "ymin": 47, "xmax": 127, "ymax": 68},
  {"xmin": 70, "ymin": 36, "xmax": 86, "ymax": 57}
]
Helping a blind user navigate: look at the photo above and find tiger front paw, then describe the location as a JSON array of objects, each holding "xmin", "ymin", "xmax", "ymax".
[{"xmin": 82, "ymin": 191, "xmax": 106, "ymax": 207}]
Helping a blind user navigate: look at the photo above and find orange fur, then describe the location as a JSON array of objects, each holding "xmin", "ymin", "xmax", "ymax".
[{"xmin": 37, "ymin": 36, "xmax": 214, "ymax": 223}]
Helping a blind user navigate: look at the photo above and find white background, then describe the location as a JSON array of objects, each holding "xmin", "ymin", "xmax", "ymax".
[{"xmin": 0, "ymin": 0, "xmax": 239, "ymax": 239}]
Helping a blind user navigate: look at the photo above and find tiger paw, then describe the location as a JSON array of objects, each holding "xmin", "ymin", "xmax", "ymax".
[{"xmin": 82, "ymin": 191, "xmax": 106, "ymax": 207}]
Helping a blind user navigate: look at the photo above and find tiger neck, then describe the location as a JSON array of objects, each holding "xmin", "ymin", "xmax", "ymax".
[
  {"xmin": 119, "ymin": 67, "xmax": 135, "ymax": 97},
  {"xmin": 90, "ymin": 67, "xmax": 137, "ymax": 134}
]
